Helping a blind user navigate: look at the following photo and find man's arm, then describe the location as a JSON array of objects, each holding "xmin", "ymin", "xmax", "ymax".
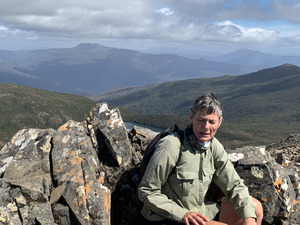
[
  {"xmin": 138, "ymin": 136, "xmax": 188, "ymax": 222},
  {"xmin": 212, "ymin": 140, "xmax": 256, "ymax": 220}
]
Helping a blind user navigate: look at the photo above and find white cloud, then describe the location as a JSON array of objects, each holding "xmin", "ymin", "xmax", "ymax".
[
  {"xmin": 0, "ymin": 24, "xmax": 37, "ymax": 40},
  {"xmin": 155, "ymin": 7, "xmax": 174, "ymax": 16},
  {"xmin": 0, "ymin": 0, "xmax": 299, "ymax": 53},
  {"xmin": 0, "ymin": 26, "xmax": 8, "ymax": 31},
  {"xmin": 215, "ymin": 20, "xmax": 278, "ymax": 42}
]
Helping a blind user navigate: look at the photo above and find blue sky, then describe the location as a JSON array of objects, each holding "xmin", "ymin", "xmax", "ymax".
[{"xmin": 1, "ymin": 0, "xmax": 300, "ymax": 57}]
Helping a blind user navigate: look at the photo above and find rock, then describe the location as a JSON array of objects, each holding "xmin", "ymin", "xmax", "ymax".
[
  {"xmin": 266, "ymin": 135, "xmax": 300, "ymax": 225},
  {"xmin": 52, "ymin": 120, "xmax": 111, "ymax": 225},
  {"xmin": 87, "ymin": 102, "xmax": 132, "ymax": 167},
  {"xmin": 227, "ymin": 146, "xmax": 300, "ymax": 225},
  {"xmin": 3, "ymin": 129, "xmax": 54, "ymax": 202},
  {"xmin": 52, "ymin": 203, "xmax": 74, "ymax": 224},
  {"xmin": 0, "ymin": 103, "xmax": 134, "ymax": 225}
]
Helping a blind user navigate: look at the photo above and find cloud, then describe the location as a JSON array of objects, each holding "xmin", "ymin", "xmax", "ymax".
[
  {"xmin": 0, "ymin": 0, "xmax": 299, "ymax": 52},
  {"xmin": 272, "ymin": 0, "xmax": 300, "ymax": 22},
  {"xmin": 155, "ymin": 7, "xmax": 174, "ymax": 16},
  {"xmin": 0, "ymin": 24, "xmax": 37, "ymax": 40},
  {"xmin": 214, "ymin": 20, "xmax": 279, "ymax": 42}
]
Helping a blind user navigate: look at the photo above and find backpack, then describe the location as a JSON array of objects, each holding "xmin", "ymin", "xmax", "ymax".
[
  {"xmin": 111, "ymin": 124, "xmax": 185, "ymax": 225},
  {"xmin": 138, "ymin": 124, "xmax": 185, "ymax": 183}
]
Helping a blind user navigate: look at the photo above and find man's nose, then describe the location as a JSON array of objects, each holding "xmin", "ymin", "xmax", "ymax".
[{"xmin": 203, "ymin": 120, "xmax": 210, "ymax": 128}]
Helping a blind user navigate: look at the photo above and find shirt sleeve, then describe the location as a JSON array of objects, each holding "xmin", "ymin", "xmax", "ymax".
[
  {"xmin": 212, "ymin": 140, "xmax": 256, "ymax": 220},
  {"xmin": 138, "ymin": 135, "xmax": 188, "ymax": 222}
]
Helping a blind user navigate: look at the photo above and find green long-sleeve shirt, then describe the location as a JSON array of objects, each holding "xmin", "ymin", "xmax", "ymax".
[{"xmin": 138, "ymin": 129, "xmax": 256, "ymax": 222}]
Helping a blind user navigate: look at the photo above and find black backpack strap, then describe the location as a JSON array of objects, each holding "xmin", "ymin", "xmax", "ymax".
[{"xmin": 169, "ymin": 124, "xmax": 185, "ymax": 176}]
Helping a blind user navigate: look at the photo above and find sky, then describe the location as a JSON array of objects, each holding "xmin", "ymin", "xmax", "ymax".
[{"xmin": 1, "ymin": 0, "xmax": 300, "ymax": 57}]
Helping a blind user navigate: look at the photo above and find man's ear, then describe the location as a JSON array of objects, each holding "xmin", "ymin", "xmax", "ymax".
[
  {"xmin": 189, "ymin": 112, "xmax": 193, "ymax": 123},
  {"xmin": 218, "ymin": 117, "xmax": 223, "ymax": 127}
]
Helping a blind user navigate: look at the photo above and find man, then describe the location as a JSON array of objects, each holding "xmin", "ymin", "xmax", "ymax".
[{"xmin": 138, "ymin": 93, "xmax": 263, "ymax": 225}]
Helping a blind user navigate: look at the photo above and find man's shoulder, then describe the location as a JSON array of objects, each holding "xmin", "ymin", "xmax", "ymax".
[
  {"xmin": 160, "ymin": 132, "xmax": 182, "ymax": 147},
  {"xmin": 211, "ymin": 137, "xmax": 225, "ymax": 150}
]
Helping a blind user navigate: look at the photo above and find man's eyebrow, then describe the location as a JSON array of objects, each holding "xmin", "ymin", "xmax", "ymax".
[{"xmin": 197, "ymin": 115, "xmax": 218, "ymax": 121}]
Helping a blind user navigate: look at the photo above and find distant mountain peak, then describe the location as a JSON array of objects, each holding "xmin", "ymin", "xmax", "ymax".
[
  {"xmin": 224, "ymin": 48, "xmax": 266, "ymax": 57},
  {"xmin": 281, "ymin": 63, "xmax": 296, "ymax": 67},
  {"xmin": 75, "ymin": 43, "xmax": 105, "ymax": 49}
]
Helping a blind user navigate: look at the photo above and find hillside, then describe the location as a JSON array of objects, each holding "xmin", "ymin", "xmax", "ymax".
[
  {"xmin": 0, "ymin": 84, "xmax": 96, "ymax": 148},
  {"xmin": 90, "ymin": 64, "xmax": 300, "ymax": 147}
]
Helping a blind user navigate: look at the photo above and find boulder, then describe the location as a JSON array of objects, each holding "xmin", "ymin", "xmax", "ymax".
[
  {"xmin": 227, "ymin": 146, "xmax": 300, "ymax": 225},
  {"xmin": 0, "ymin": 103, "xmax": 133, "ymax": 225},
  {"xmin": 87, "ymin": 102, "xmax": 132, "ymax": 167}
]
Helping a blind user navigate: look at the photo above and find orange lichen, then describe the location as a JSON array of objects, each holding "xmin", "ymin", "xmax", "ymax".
[
  {"xmin": 100, "ymin": 188, "xmax": 111, "ymax": 219},
  {"xmin": 70, "ymin": 156, "xmax": 83, "ymax": 165},
  {"xmin": 274, "ymin": 178, "xmax": 282, "ymax": 193},
  {"xmin": 97, "ymin": 173, "xmax": 105, "ymax": 185},
  {"xmin": 58, "ymin": 125, "xmax": 68, "ymax": 131},
  {"xmin": 75, "ymin": 194, "xmax": 88, "ymax": 207},
  {"xmin": 90, "ymin": 107, "xmax": 96, "ymax": 117},
  {"xmin": 68, "ymin": 168, "xmax": 78, "ymax": 177},
  {"xmin": 65, "ymin": 148, "xmax": 71, "ymax": 157},
  {"xmin": 74, "ymin": 175, "xmax": 84, "ymax": 184},
  {"xmin": 85, "ymin": 183, "xmax": 92, "ymax": 193},
  {"xmin": 106, "ymin": 118, "xmax": 113, "ymax": 124}
]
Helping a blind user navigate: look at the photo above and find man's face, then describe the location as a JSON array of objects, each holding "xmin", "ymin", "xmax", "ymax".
[{"xmin": 189, "ymin": 110, "xmax": 222, "ymax": 142}]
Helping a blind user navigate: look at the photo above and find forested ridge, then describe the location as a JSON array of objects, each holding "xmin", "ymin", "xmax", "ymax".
[{"xmin": 91, "ymin": 64, "xmax": 300, "ymax": 147}]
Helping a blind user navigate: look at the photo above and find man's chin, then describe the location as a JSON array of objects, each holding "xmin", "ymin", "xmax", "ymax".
[{"xmin": 198, "ymin": 137, "xmax": 211, "ymax": 142}]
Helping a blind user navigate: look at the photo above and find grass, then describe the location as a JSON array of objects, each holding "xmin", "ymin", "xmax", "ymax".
[{"xmin": 0, "ymin": 83, "xmax": 96, "ymax": 149}]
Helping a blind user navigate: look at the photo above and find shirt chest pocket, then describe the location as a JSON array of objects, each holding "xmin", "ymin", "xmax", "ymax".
[
  {"xmin": 199, "ymin": 168, "xmax": 215, "ymax": 193},
  {"xmin": 176, "ymin": 171, "xmax": 199, "ymax": 196}
]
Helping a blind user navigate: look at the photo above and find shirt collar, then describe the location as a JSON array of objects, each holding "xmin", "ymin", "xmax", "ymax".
[{"xmin": 185, "ymin": 125, "xmax": 212, "ymax": 151}]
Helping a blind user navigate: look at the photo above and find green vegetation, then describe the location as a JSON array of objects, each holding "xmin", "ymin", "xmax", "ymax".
[
  {"xmin": 93, "ymin": 64, "xmax": 300, "ymax": 148},
  {"xmin": 1, "ymin": 64, "xmax": 299, "ymax": 150},
  {"xmin": 0, "ymin": 83, "xmax": 96, "ymax": 149}
]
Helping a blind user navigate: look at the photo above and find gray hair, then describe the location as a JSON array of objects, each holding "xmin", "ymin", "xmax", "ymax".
[{"xmin": 190, "ymin": 92, "xmax": 223, "ymax": 120}]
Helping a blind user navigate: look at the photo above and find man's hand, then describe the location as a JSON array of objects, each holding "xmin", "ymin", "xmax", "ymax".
[
  {"xmin": 182, "ymin": 211, "xmax": 209, "ymax": 225},
  {"xmin": 243, "ymin": 217, "xmax": 256, "ymax": 225}
]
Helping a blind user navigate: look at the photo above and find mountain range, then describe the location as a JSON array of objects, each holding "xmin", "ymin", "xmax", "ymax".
[
  {"xmin": 1, "ymin": 43, "xmax": 300, "ymax": 94},
  {"xmin": 89, "ymin": 64, "xmax": 300, "ymax": 147},
  {"xmin": 0, "ymin": 63, "xmax": 299, "ymax": 148}
]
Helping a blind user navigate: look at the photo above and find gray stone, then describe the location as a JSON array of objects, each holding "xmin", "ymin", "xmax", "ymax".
[
  {"xmin": 31, "ymin": 202, "xmax": 56, "ymax": 225},
  {"xmin": 3, "ymin": 129, "xmax": 54, "ymax": 202},
  {"xmin": 52, "ymin": 203, "xmax": 72, "ymax": 225},
  {"xmin": 0, "ymin": 184, "xmax": 22, "ymax": 224},
  {"xmin": 52, "ymin": 119, "xmax": 111, "ymax": 225},
  {"xmin": 87, "ymin": 102, "xmax": 132, "ymax": 167},
  {"xmin": 227, "ymin": 146, "xmax": 300, "ymax": 224}
]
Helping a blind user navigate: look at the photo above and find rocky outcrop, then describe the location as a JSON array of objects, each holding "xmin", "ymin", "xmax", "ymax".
[
  {"xmin": 227, "ymin": 146, "xmax": 300, "ymax": 225},
  {"xmin": 0, "ymin": 103, "xmax": 135, "ymax": 225},
  {"xmin": 0, "ymin": 103, "xmax": 299, "ymax": 225}
]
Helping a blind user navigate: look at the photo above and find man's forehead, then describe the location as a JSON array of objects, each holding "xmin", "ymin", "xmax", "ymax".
[{"xmin": 196, "ymin": 110, "xmax": 219, "ymax": 118}]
